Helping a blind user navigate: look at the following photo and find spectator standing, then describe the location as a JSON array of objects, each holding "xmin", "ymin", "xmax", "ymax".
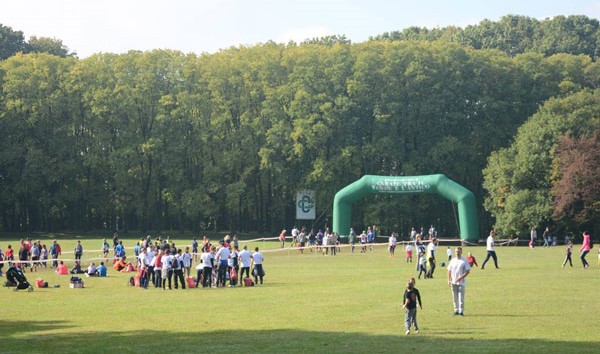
[
  {"xmin": 447, "ymin": 247, "xmax": 471, "ymax": 316},
  {"xmin": 252, "ymin": 247, "xmax": 265, "ymax": 285}
]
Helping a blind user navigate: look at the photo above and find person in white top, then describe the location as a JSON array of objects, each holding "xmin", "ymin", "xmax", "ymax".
[
  {"xmin": 291, "ymin": 226, "xmax": 300, "ymax": 247},
  {"xmin": 251, "ymin": 247, "xmax": 265, "ymax": 285},
  {"xmin": 160, "ymin": 250, "xmax": 173, "ymax": 290},
  {"xmin": 238, "ymin": 245, "xmax": 252, "ymax": 281},
  {"xmin": 481, "ymin": 230, "xmax": 499, "ymax": 269},
  {"xmin": 426, "ymin": 238, "xmax": 437, "ymax": 278},
  {"xmin": 146, "ymin": 247, "xmax": 155, "ymax": 285},
  {"xmin": 388, "ymin": 233, "xmax": 397, "ymax": 259},
  {"xmin": 215, "ymin": 243, "xmax": 231, "ymax": 287},
  {"xmin": 200, "ymin": 246, "xmax": 215, "ymax": 288},
  {"xmin": 181, "ymin": 246, "xmax": 192, "ymax": 277},
  {"xmin": 447, "ymin": 247, "xmax": 471, "ymax": 316}
]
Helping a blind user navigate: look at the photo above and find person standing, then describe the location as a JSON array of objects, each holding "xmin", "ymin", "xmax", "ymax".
[
  {"xmin": 348, "ymin": 227, "xmax": 357, "ymax": 253},
  {"xmin": 102, "ymin": 238, "xmax": 110, "ymax": 260},
  {"xmin": 447, "ymin": 247, "xmax": 471, "ymax": 316},
  {"xmin": 291, "ymin": 226, "xmax": 299, "ymax": 247},
  {"xmin": 562, "ymin": 241, "xmax": 573, "ymax": 267},
  {"xmin": 173, "ymin": 249, "xmax": 186, "ymax": 290},
  {"xmin": 74, "ymin": 240, "xmax": 83, "ymax": 262},
  {"xmin": 181, "ymin": 246, "xmax": 192, "ymax": 278},
  {"xmin": 388, "ymin": 233, "xmax": 397, "ymax": 259},
  {"xmin": 201, "ymin": 246, "xmax": 215, "ymax": 287},
  {"xmin": 405, "ymin": 243, "xmax": 413, "ymax": 263},
  {"xmin": 229, "ymin": 246, "xmax": 240, "ymax": 287},
  {"xmin": 426, "ymin": 238, "xmax": 437, "ymax": 278},
  {"xmin": 215, "ymin": 242, "xmax": 231, "ymax": 287},
  {"xmin": 278, "ymin": 229, "xmax": 286, "ymax": 249},
  {"xmin": 191, "ymin": 237, "xmax": 199, "ymax": 263},
  {"xmin": 579, "ymin": 231, "xmax": 592, "ymax": 269},
  {"xmin": 152, "ymin": 249, "xmax": 163, "ymax": 288},
  {"xmin": 238, "ymin": 245, "xmax": 252, "ymax": 281},
  {"xmin": 251, "ymin": 247, "xmax": 265, "ymax": 285},
  {"xmin": 481, "ymin": 231, "xmax": 499, "ymax": 270},
  {"xmin": 403, "ymin": 277, "xmax": 422, "ymax": 335},
  {"xmin": 161, "ymin": 249, "xmax": 173, "ymax": 290},
  {"xmin": 529, "ymin": 227, "xmax": 537, "ymax": 248},
  {"xmin": 50, "ymin": 240, "xmax": 61, "ymax": 268}
]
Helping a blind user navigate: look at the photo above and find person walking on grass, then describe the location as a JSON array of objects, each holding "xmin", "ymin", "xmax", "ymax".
[
  {"xmin": 579, "ymin": 231, "xmax": 592, "ymax": 269},
  {"xmin": 562, "ymin": 241, "xmax": 573, "ymax": 267},
  {"xmin": 481, "ymin": 230, "xmax": 499, "ymax": 270},
  {"xmin": 403, "ymin": 277, "xmax": 422, "ymax": 335},
  {"xmin": 447, "ymin": 247, "xmax": 471, "ymax": 316}
]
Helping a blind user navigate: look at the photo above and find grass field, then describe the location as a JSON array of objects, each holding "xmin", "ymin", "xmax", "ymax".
[{"xmin": 0, "ymin": 235, "xmax": 598, "ymax": 353}]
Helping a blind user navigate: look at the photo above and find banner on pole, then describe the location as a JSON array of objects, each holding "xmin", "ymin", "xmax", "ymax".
[{"xmin": 296, "ymin": 190, "xmax": 316, "ymax": 220}]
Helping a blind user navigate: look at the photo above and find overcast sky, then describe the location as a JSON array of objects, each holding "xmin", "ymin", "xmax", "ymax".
[{"xmin": 2, "ymin": 0, "xmax": 600, "ymax": 58}]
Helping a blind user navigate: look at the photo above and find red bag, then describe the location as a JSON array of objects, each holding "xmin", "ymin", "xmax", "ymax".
[
  {"xmin": 243, "ymin": 277, "xmax": 254, "ymax": 287},
  {"xmin": 186, "ymin": 276, "xmax": 196, "ymax": 288},
  {"xmin": 229, "ymin": 268, "xmax": 238, "ymax": 282}
]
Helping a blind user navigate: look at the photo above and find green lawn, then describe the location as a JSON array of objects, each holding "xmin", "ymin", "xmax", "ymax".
[{"xmin": 0, "ymin": 235, "xmax": 598, "ymax": 353}]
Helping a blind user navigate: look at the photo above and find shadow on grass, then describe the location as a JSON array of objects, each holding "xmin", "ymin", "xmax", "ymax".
[{"xmin": 1, "ymin": 320, "xmax": 598, "ymax": 354}]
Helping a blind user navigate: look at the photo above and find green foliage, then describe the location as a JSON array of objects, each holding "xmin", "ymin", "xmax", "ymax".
[
  {"xmin": 371, "ymin": 15, "xmax": 600, "ymax": 59},
  {"xmin": 1, "ymin": 36, "xmax": 599, "ymax": 234},
  {"xmin": 483, "ymin": 89, "xmax": 600, "ymax": 236}
]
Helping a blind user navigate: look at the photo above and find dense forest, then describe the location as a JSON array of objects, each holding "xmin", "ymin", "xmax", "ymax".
[{"xmin": 0, "ymin": 15, "xmax": 598, "ymax": 238}]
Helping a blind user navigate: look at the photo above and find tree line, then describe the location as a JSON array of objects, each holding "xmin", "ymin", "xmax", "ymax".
[{"xmin": 0, "ymin": 16, "xmax": 598, "ymax": 237}]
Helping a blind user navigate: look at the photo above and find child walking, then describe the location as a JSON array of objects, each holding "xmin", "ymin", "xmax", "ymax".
[
  {"xmin": 402, "ymin": 277, "xmax": 422, "ymax": 335},
  {"xmin": 418, "ymin": 252, "xmax": 427, "ymax": 279},
  {"xmin": 562, "ymin": 241, "xmax": 573, "ymax": 267}
]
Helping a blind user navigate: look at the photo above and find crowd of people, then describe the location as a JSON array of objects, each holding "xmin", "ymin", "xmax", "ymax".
[{"xmin": 115, "ymin": 234, "xmax": 267, "ymax": 289}]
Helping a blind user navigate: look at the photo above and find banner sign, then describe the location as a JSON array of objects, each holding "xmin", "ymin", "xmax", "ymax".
[
  {"xmin": 370, "ymin": 178, "xmax": 431, "ymax": 193},
  {"xmin": 296, "ymin": 190, "xmax": 316, "ymax": 220}
]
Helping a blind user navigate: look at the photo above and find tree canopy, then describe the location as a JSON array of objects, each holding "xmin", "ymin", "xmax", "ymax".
[{"xmin": 1, "ymin": 16, "xmax": 599, "ymax": 236}]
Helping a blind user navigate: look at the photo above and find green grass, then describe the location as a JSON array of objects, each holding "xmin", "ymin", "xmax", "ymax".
[{"xmin": 0, "ymin": 235, "xmax": 598, "ymax": 353}]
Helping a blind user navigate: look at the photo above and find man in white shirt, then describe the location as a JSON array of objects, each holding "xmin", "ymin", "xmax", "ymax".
[
  {"xmin": 447, "ymin": 247, "xmax": 471, "ymax": 316},
  {"xmin": 215, "ymin": 243, "xmax": 231, "ymax": 287},
  {"xmin": 291, "ymin": 226, "xmax": 300, "ymax": 247},
  {"xmin": 238, "ymin": 245, "xmax": 252, "ymax": 282},
  {"xmin": 388, "ymin": 233, "xmax": 397, "ymax": 259},
  {"xmin": 481, "ymin": 230, "xmax": 499, "ymax": 269},
  {"xmin": 160, "ymin": 250, "xmax": 173, "ymax": 290},
  {"xmin": 145, "ymin": 247, "xmax": 155, "ymax": 285},
  {"xmin": 200, "ymin": 246, "xmax": 215, "ymax": 288},
  {"xmin": 251, "ymin": 247, "xmax": 264, "ymax": 285}
]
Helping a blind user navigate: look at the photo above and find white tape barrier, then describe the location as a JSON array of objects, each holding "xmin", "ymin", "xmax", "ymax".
[{"xmin": 0, "ymin": 237, "xmax": 473, "ymax": 265}]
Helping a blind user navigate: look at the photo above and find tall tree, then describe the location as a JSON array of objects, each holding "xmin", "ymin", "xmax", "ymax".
[{"xmin": 552, "ymin": 132, "xmax": 600, "ymax": 231}]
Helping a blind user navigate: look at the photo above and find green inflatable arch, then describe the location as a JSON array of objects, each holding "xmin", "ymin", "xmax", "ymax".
[{"xmin": 333, "ymin": 174, "xmax": 479, "ymax": 242}]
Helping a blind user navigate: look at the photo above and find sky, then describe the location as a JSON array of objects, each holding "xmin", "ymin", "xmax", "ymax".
[{"xmin": 2, "ymin": 0, "xmax": 600, "ymax": 58}]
